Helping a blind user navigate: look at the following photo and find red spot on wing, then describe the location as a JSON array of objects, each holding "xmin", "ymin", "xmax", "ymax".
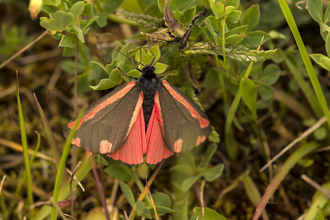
[
  {"xmin": 145, "ymin": 104, "xmax": 174, "ymax": 164},
  {"xmin": 71, "ymin": 137, "xmax": 81, "ymax": 147},
  {"xmin": 162, "ymin": 81, "xmax": 210, "ymax": 128},
  {"xmin": 174, "ymin": 139, "xmax": 183, "ymax": 153},
  {"xmin": 196, "ymin": 136, "xmax": 206, "ymax": 146},
  {"xmin": 100, "ymin": 140, "xmax": 112, "ymax": 154},
  {"xmin": 107, "ymin": 107, "xmax": 146, "ymax": 165},
  {"xmin": 68, "ymin": 81, "xmax": 136, "ymax": 130}
]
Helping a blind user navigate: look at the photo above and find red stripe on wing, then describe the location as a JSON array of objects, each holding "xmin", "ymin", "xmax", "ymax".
[
  {"xmin": 68, "ymin": 81, "xmax": 136, "ymax": 130},
  {"xmin": 107, "ymin": 106, "xmax": 146, "ymax": 165},
  {"xmin": 145, "ymin": 98, "xmax": 174, "ymax": 164},
  {"xmin": 162, "ymin": 81, "xmax": 210, "ymax": 128}
]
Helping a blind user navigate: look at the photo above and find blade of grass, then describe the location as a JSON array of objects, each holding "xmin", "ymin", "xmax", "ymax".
[
  {"xmin": 252, "ymin": 142, "xmax": 319, "ymax": 220},
  {"xmin": 51, "ymin": 111, "xmax": 84, "ymax": 220},
  {"xmin": 278, "ymin": 0, "xmax": 330, "ymax": 129},
  {"xmin": 8, "ymin": 132, "xmax": 41, "ymax": 214},
  {"xmin": 16, "ymin": 72, "xmax": 34, "ymax": 220},
  {"xmin": 35, "ymin": 152, "xmax": 91, "ymax": 220},
  {"xmin": 34, "ymin": 94, "xmax": 64, "ymax": 174},
  {"xmin": 279, "ymin": 49, "xmax": 322, "ymax": 117}
]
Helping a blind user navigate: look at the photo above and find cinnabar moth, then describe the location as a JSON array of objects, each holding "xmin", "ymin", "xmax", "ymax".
[{"xmin": 64, "ymin": 49, "xmax": 212, "ymax": 165}]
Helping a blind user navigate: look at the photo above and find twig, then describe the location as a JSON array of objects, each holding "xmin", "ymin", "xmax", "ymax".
[
  {"xmin": 301, "ymin": 174, "xmax": 330, "ymax": 199},
  {"xmin": 0, "ymin": 30, "xmax": 49, "ymax": 70},
  {"xmin": 0, "ymin": 175, "xmax": 6, "ymax": 195},
  {"xmin": 260, "ymin": 115, "xmax": 327, "ymax": 172}
]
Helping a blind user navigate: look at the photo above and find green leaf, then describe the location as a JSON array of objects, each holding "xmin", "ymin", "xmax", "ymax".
[
  {"xmin": 90, "ymin": 78, "xmax": 119, "ymax": 90},
  {"xmin": 241, "ymin": 4, "xmax": 260, "ymax": 31},
  {"xmin": 103, "ymin": 0, "xmax": 124, "ymax": 14},
  {"xmin": 310, "ymin": 54, "xmax": 330, "ymax": 71},
  {"xmin": 193, "ymin": 207, "xmax": 227, "ymax": 220},
  {"xmin": 257, "ymin": 84, "xmax": 273, "ymax": 101},
  {"xmin": 209, "ymin": 0, "xmax": 224, "ymax": 20},
  {"xmin": 227, "ymin": 0, "xmax": 239, "ymax": 8},
  {"xmin": 204, "ymin": 69, "xmax": 221, "ymax": 88},
  {"xmin": 202, "ymin": 144, "xmax": 217, "ymax": 169},
  {"xmin": 118, "ymin": 181, "xmax": 135, "ymax": 208},
  {"xmin": 225, "ymin": 34, "xmax": 244, "ymax": 45},
  {"xmin": 109, "ymin": 68, "xmax": 123, "ymax": 82},
  {"xmin": 298, "ymin": 158, "xmax": 315, "ymax": 168},
  {"xmin": 226, "ymin": 10, "xmax": 241, "ymax": 24},
  {"xmin": 69, "ymin": 1, "xmax": 85, "ymax": 19},
  {"xmin": 152, "ymin": 192, "xmax": 171, "ymax": 208},
  {"xmin": 186, "ymin": 43, "xmax": 277, "ymax": 62},
  {"xmin": 137, "ymin": 200, "xmax": 152, "ymax": 219},
  {"xmin": 324, "ymin": 2, "xmax": 330, "ymax": 24},
  {"xmin": 314, "ymin": 127, "xmax": 327, "ymax": 140},
  {"xmin": 170, "ymin": 164, "xmax": 194, "ymax": 175},
  {"xmin": 117, "ymin": 11, "xmax": 164, "ymax": 29},
  {"xmin": 97, "ymin": 155, "xmax": 109, "ymax": 165},
  {"xmin": 307, "ymin": 0, "xmax": 323, "ymax": 23},
  {"xmin": 326, "ymin": 33, "xmax": 330, "ymax": 57},
  {"xmin": 243, "ymin": 175, "xmax": 261, "ymax": 206},
  {"xmin": 204, "ymin": 164, "xmax": 224, "ymax": 182},
  {"xmin": 43, "ymin": 0, "xmax": 60, "ymax": 6},
  {"xmin": 91, "ymin": 60, "xmax": 106, "ymax": 72},
  {"xmin": 181, "ymin": 174, "xmax": 202, "ymax": 192},
  {"xmin": 149, "ymin": 206, "xmax": 175, "ymax": 215},
  {"xmin": 314, "ymin": 205, "xmax": 325, "ymax": 220},
  {"xmin": 40, "ymin": 17, "xmax": 57, "ymax": 30},
  {"xmin": 104, "ymin": 161, "xmax": 132, "ymax": 182},
  {"xmin": 168, "ymin": 0, "xmax": 190, "ymax": 10},
  {"xmin": 105, "ymin": 62, "xmax": 117, "ymax": 74},
  {"xmin": 82, "ymin": 3, "xmax": 94, "ymax": 17},
  {"xmin": 154, "ymin": 63, "xmax": 168, "ymax": 73},
  {"xmin": 54, "ymin": 10, "xmax": 74, "ymax": 30},
  {"xmin": 59, "ymin": 35, "xmax": 77, "ymax": 48},
  {"xmin": 73, "ymin": 23, "xmax": 84, "ymax": 43},
  {"xmin": 204, "ymin": 16, "xmax": 222, "ymax": 35},
  {"xmin": 135, "ymin": 48, "xmax": 149, "ymax": 66},
  {"xmin": 127, "ymin": 69, "xmax": 142, "ymax": 78},
  {"xmin": 147, "ymin": 44, "xmax": 161, "ymax": 65},
  {"xmin": 243, "ymin": 30, "xmax": 270, "ymax": 48},
  {"xmin": 240, "ymin": 78, "xmax": 257, "ymax": 120},
  {"xmin": 95, "ymin": 10, "xmax": 107, "ymax": 27},
  {"xmin": 260, "ymin": 64, "xmax": 280, "ymax": 85}
]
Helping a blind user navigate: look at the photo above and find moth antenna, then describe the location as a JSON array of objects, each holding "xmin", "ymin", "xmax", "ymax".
[
  {"xmin": 148, "ymin": 39, "xmax": 156, "ymax": 66},
  {"xmin": 117, "ymin": 67, "xmax": 138, "ymax": 80},
  {"xmin": 154, "ymin": 42, "xmax": 180, "ymax": 64},
  {"xmin": 115, "ymin": 49, "xmax": 146, "ymax": 67},
  {"xmin": 135, "ymin": 47, "xmax": 144, "ymax": 71}
]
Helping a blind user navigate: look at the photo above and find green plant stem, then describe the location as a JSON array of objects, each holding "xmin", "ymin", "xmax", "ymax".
[
  {"xmin": 252, "ymin": 142, "xmax": 319, "ymax": 220},
  {"xmin": 224, "ymin": 62, "xmax": 254, "ymax": 160},
  {"xmin": 51, "ymin": 112, "xmax": 83, "ymax": 220},
  {"xmin": 108, "ymin": 14, "xmax": 140, "ymax": 26},
  {"xmin": 16, "ymin": 74, "xmax": 34, "ymax": 220},
  {"xmin": 278, "ymin": 0, "xmax": 330, "ymax": 129},
  {"xmin": 128, "ymin": 161, "xmax": 165, "ymax": 220},
  {"xmin": 35, "ymin": 153, "xmax": 91, "ymax": 220}
]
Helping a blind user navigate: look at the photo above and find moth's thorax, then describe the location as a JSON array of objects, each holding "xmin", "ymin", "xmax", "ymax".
[
  {"xmin": 138, "ymin": 64, "xmax": 161, "ymax": 130},
  {"xmin": 141, "ymin": 64, "xmax": 156, "ymax": 78}
]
